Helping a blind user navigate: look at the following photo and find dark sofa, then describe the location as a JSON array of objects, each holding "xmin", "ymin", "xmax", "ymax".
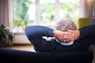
[{"xmin": 0, "ymin": 48, "xmax": 93, "ymax": 63}]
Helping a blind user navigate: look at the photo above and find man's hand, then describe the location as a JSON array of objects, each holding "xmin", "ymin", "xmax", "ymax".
[
  {"xmin": 53, "ymin": 30, "xmax": 78, "ymax": 42},
  {"xmin": 67, "ymin": 30, "xmax": 80, "ymax": 40},
  {"xmin": 53, "ymin": 30, "xmax": 65, "ymax": 42},
  {"xmin": 63, "ymin": 31, "xmax": 75, "ymax": 42},
  {"xmin": 53, "ymin": 29, "xmax": 80, "ymax": 42}
]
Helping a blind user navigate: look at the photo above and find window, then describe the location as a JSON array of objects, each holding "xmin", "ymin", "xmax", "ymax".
[
  {"xmin": 12, "ymin": 0, "xmax": 34, "ymax": 33},
  {"xmin": 60, "ymin": 0, "xmax": 80, "ymax": 24},
  {"xmin": 12, "ymin": 0, "xmax": 80, "ymax": 33},
  {"xmin": 40, "ymin": 0, "xmax": 55, "ymax": 27}
]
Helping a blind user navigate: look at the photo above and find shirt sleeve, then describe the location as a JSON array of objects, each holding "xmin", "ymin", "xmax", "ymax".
[
  {"xmin": 25, "ymin": 25, "xmax": 53, "ymax": 38},
  {"xmin": 79, "ymin": 24, "xmax": 95, "ymax": 38},
  {"xmin": 24, "ymin": 25, "xmax": 54, "ymax": 44}
]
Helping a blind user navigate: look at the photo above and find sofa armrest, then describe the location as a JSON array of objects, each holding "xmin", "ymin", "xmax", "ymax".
[{"xmin": 0, "ymin": 48, "xmax": 93, "ymax": 63}]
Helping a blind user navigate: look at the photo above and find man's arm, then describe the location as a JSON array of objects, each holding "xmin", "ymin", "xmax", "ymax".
[
  {"xmin": 25, "ymin": 25, "xmax": 76, "ymax": 42},
  {"xmin": 53, "ymin": 30, "xmax": 65, "ymax": 42},
  {"xmin": 53, "ymin": 30, "xmax": 75, "ymax": 42},
  {"xmin": 79, "ymin": 25, "xmax": 95, "ymax": 38},
  {"xmin": 25, "ymin": 25, "xmax": 54, "ymax": 38},
  {"xmin": 25, "ymin": 25, "xmax": 54, "ymax": 43},
  {"xmin": 67, "ymin": 25, "xmax": 95, "ymax": 41}
]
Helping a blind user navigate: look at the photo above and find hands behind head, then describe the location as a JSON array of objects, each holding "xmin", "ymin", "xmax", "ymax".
[
  {"xmin": 63, "ymin": 30, "xmax": 80, "ymax": 42},
  {"xmin": 53, "ymin": 29, "xmax": 80, "ymax": 42},
  {"xmin": 63, "ymin": 31, "xmax": 75, "ymax": 42}
]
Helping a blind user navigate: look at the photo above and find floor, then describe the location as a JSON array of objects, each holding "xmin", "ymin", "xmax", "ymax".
[
  {"xmin": 5, "ymin": 44, "xmax": 35, "ymax": 52},
  {"xmin": 5, "ymin": 44, "xmax": 95, "ymax": 63}
]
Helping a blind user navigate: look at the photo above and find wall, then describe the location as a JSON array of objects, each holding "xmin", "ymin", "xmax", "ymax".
[{"xmin": 13, "ymin": 33, "xmax": 31, "ymax": 44}]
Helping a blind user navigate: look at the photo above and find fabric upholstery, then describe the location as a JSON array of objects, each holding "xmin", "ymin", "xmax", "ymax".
[
  {"xmin": 0, "ymin": 48, "xmax": 93, "ymax": 63},
  {"xmin": 77, "ymin": 18, "xmax": 90, "ymax": 29}
]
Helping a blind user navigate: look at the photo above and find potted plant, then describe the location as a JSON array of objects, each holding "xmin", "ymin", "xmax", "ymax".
[{"xmin": 0, "ymin": 24, "xmax": 13, "ymax": 47}]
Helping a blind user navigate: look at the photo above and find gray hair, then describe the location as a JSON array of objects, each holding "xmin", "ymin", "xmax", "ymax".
[{"xmin": 56, "ymin": 18, "xmax": 77, "ymax": 31}]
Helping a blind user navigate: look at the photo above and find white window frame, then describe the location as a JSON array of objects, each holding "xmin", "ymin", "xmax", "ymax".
[
  {"xmin": 35, "ymin": 0, "xmax": 60, "ymax": 24},
  {"xmin": 11, "ymin": 0, "xmax": 81, "ymax": 33}
]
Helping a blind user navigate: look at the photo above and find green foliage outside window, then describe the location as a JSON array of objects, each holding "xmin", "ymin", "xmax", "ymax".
[
  {"xmin": 13, "ymin": 0, "xmax": 79, "ymax": 31},
  {"xmin": 13, "ymin": 18, "xmax": 24, "ymax": 27},
  {"xmin": 40, "ymin": 3, "xmax": 55, "ymax": 22},
  {"xmin": 60, "ymin": 2, "xmax": 80, "ymax": 24},
  {"xmin": 13, "ymin": 0, "xmax": 31, "ymax": 27}
]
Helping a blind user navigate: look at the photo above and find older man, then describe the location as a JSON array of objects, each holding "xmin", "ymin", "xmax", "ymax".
[{"xmin": 25, "ymin": 18, "xmax": 95, "ymax": 52}]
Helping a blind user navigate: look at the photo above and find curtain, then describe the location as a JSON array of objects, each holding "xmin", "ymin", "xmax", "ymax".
[
  {"xmin": 80, "ymin": 0, "xmax": 95, "ymax": 18},
  {"xmin": 0, "ymin": 0, "xmax": 12, "ymax": 31},
  {"xmin": 90, "ymin": 0, "xmax": 95, "ymax": 24},
  {"xmin": 0, "ymin": 0, "xmax": 9, "ymax": 25},
  {"xmin": 92, "ymin": 0, "xmax": 95, "ymax": 18},
  {"xmin": 80, "ymin": 0, "xmax": 95, "ymax": 25}
]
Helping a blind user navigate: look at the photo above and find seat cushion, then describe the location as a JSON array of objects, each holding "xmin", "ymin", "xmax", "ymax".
[
  {"xmin": 78, "ymin": 18, "xmax": 90, "ymax": 29},
  {"xmin": 0, "ymin": 48, "xmax": 93, "ymax": 63}
]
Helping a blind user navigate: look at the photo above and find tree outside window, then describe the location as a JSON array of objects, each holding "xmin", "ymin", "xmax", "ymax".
[{"xmin": 12, "ymin": 0, "xmax": 80, "ymax": 33}]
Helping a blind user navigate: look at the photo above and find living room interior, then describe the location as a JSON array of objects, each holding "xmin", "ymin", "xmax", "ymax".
[{"xmin": 0, "ymin": 0, "xmax": 95, "ymax": 63}]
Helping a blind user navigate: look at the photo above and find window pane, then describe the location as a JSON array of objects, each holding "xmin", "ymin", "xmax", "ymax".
[
  {"xmin": 40, "ymin": 0, "xmax": 55, "ymax": 27},
  {"xmin": 12, "ymin": 0, "xmax": 80, "ymax": 33},
  {"xmin": 12, "ymin": 0, "xmax": 35, "ymax": 33},
  {"xmin": 60, "ymin": 0, "xmax": 80, "ymax": 25},
  {"xmin": 27, "ymin": 0, "xmax": 36, "ymax": 25}
]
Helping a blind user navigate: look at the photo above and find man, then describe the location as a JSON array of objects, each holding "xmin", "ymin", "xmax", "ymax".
[{"xmin": 25, "ymin": 18, "xmax": 95, "ymax": 52}]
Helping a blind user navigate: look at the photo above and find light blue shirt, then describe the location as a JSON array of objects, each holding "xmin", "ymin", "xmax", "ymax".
[
  {"xmin": 43, "ymin": 37, "xmax": 74, "ymax": 46},
  {"xmin": 56, "ymin": 39, "xmax": 74, "ymax": 46}
]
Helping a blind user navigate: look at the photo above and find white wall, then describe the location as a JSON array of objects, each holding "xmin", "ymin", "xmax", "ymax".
[{"xmin": 13, "ymin": 33, "xmax": 31, "ymax": 44}]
